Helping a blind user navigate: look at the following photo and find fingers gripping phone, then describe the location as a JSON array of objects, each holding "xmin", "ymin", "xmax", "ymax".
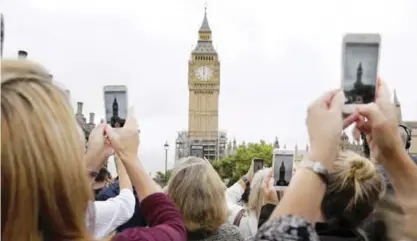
[
  {"xmin": 342, "ymin": 33, "xmax": 381, "ymax": 114},
  {"xmin": 103, "ymin": 85, "xmax": 128, "ymax": 128},
  {"xmin": 253, "ymin": 158, "xmax": 264, "ymax": 173}
]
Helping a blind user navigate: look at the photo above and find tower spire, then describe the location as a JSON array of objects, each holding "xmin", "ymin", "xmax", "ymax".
[
  {"xmin": 193, "ymin": 4, "xmax": 216, "ymax": 54},
  {"xmin": 199, "ymin": 4, "xmax": 211, "ymax": 32}
]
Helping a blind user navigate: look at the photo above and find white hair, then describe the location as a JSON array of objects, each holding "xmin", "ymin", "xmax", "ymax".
[{"xmin": 248, "ymin": 168, "xmax": 271, "ymax": 215}]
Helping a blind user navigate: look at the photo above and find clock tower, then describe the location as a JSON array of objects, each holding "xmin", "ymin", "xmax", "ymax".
[
  {"xmin": 188, "ymin": 7, "xmax": 220, "ymax": 140},
  {"xmin": 174, "ymin": 7, "xmax": 226, "ymax": 163}
]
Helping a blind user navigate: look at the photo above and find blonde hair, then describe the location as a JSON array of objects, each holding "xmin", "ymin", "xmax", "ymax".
[
  {"xmin": 1, "ymin": 59, "xmax": 93, "ymax": 241},
  {"xmin": 168, "ymin": 157, "xmax": 228, "ymax": 231},
  {"xmin": 248, "ymin": 168, "xmax": 270, "ymax": 217},
  {"xmin": 322, "ymin": 151, "xmax": 384, "ymax": 228}
]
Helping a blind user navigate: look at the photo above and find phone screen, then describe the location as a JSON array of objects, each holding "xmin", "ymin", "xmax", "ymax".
[
  {"xmin": 273, "ymin": 154, "xmax": 293, "ymax": 187},
  {"xmin": 253, "ymin": 159, "xmax": 264, "ymax": 173},
  {"xmin": 343, "ymin": 43, "xmax": 379, "ymax": 105},
  {"xmin": 104, "ymin": 86, "xmax": 128, "ymax": 128}
]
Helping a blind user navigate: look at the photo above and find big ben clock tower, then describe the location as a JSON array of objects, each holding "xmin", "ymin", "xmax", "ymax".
[
  {"xmin": 175, "ymin": 7, "xmax": 227, "ymax": 162},
  {"xmin": 188, "ymin": 6, "xmax": 220, "ymax": 139}
]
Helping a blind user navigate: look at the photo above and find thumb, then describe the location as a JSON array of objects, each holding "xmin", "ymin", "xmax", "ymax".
[
  {"xmin": 124, "ymin": 107, "xmax": 138, "ymax": 130},
  {"xmin": 330, "ymin": 90, "xmax": 345, "ymax": 111},
  {"xmin": 268, "ymin": 177, "xmax": 275, "ymax": 190},
  {"xmin": 104, "ymin": 125, "xmax": 122, "ymax": 151},
  {"xmin": 376, "ymin": 77, "xmax": 391, "ymax": 103}
]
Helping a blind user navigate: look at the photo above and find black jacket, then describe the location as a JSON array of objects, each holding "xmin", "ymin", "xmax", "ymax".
[
  {"xmin": 316, "ymin": 222, "xmax": 365, "ymax": 241},
  {"xmin": 96, "ymin": 181, "xmax": 147, "ymax": 232}
]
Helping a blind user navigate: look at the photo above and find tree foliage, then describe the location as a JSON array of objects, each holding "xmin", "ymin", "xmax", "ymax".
[
  {"xmin": 212, "ymin": 140, "xmax": 273, "ymax": 187},
  {"xmin": 153, "ymin": 169, "xmax": 172, "ymax": 187}
]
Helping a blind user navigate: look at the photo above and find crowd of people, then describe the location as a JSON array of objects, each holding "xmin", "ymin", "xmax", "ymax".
[{"xmin": 2, "ymin": 59, "xmax": 417, "ymax": 241}]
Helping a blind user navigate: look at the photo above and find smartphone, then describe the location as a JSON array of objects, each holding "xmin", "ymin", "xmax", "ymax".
[
  {"xmin": 103, "ymin": 85, "xmax": 128, "ymax": 128},
  {"xmin": 253, "ymin": 158, "xmax": 264, "ymax": 173},
  {"xmin": 342, "ymin": 33, "xmax": 381, "ymax": 114},
  {"xmin": 272, "ymin": 149, "xmax": 294, "ymax": 190}
]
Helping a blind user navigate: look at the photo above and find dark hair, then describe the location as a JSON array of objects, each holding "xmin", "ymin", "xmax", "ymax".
[
  {"xmin": 94, "ymin": 168, "xmax": 111, "ymax": 182},
  {"xmin": 258, "ymin": 204, "xmax": 276, "ymax": 228},
  {"xmin": 240, "ymin": 186, "xmax": 250, "ymax": 203},
  {"xmin": 361, "ymin": 133, "xmax": 370, "ymax": 158}
]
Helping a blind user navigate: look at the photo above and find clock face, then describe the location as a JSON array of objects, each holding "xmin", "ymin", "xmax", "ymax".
[{"xmin": 195, "ymin": 66, "xmax": 213, "ymax": 81}]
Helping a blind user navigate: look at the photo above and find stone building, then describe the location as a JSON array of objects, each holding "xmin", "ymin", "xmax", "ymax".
[
  {"xmin": 340, "ymin": 131, "xmax": 363, "ymax": 154},
  {"xmin": 175, "ymin": 7, "xmax": 227, "ymax": 163},
  {"xmin": 75, "ymin": 102, "xmax": 96, "ymax": 144}
]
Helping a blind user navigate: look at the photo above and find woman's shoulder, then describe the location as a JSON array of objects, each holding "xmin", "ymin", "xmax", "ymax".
[{"xmin": 216, "ymin": 223, "xmax": 244, "ymax": 241}]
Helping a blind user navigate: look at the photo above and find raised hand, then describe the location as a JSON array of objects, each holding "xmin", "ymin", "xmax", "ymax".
[
  {"xmin": 105, "ymin": 108, "xmax": 139, "ymax": 163},
  {"xmin": 87, "ymin": 120, "xmax": 114, "ymax": 164},
  {"xmin": 245, "ymin": 159, "xmax": 255, "ymax": 182},
  {"xmin": 354, "ymin": 78, "xmax": 404, "ymax": 161},
  {"xmin": 306, "ymin": 89, "xmax": 345, "ymax": 169},
  {"xmin": 262, "ymin": 170, "xmax": 279, "ymax": 205}
]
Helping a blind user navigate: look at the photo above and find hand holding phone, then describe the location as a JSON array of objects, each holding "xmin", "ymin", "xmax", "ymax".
[{"xmin": 253, "ymin": 158, "xmax": 264, "ymax": 173}]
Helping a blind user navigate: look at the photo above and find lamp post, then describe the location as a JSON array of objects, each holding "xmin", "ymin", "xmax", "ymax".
[{"xmin": 164, "ymin": 141, "xmax": 169, "ymax": 183}]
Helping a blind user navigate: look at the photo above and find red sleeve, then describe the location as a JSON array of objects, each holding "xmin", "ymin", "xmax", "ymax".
[{"xmin": 113, "ymin": 193, "xmax": 186, "ymax": 241}]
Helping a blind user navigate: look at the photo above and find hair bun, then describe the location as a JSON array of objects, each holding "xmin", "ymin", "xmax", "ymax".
[{"xmin": 348, "ymin": 156, "xmax": 375, "ymax": 181}]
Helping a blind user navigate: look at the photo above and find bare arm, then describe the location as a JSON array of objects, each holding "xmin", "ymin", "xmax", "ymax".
[
  {"xmin": 115, "ymin": 155, "xmax": 132, "ymax": 190},
  {"xmin": 270, "ymin": 167, "xmax": 325, "ymax": 222},
  {"xmin": 84, "ymin": 152, "xmax": 108, "ymax": 182},
  {"xmin": 122, "ymin": 156, "xmax": 163, "ymax": 200},
  {"xmin": 380, "ymin": 148, "xmax": 417, "ymax": 238},
  {"xmin": 269, "ymin": 149, "xmax": 331, "ymax": 223}
]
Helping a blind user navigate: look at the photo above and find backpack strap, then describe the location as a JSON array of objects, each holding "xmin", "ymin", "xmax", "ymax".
[{"xmin": 233, "ymin": 209, "xmax": 246, "ymax": 226}]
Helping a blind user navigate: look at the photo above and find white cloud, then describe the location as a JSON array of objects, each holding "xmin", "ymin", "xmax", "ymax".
[{"xmin": 1, "ymin": 0, "xmax": 416, "ymax": 173}]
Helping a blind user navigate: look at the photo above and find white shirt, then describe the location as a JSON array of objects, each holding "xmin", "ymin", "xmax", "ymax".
[
  {"xmin": 226, "ymin": 183, "xmax": 259, "ymax": 239},
  {"xmin": 93, "ymin": 188, "xmax": 136, "ymax": 238}
]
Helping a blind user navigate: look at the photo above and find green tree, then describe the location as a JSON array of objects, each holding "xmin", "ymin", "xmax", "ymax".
[
  {"xmin": 153, "ymin": 169, "xmax": 172, "ymax": 187},
  {"xmin": 213, "ymin": 140, "xmax": 273, "ymax": 187}
]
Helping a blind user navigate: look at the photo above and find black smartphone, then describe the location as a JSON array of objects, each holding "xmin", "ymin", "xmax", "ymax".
[{"xmin": 253, "ymin": 158, "xmax": 264, "ymax": 173}]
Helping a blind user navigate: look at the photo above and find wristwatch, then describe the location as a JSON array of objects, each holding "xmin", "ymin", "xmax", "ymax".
[
  {"xmin": 300, "ymin": 160, "xmax": 329, "ymax": 185},
  {"xmin": 241, "ymin": 175, "xmax": 250, "ymax": 187}
]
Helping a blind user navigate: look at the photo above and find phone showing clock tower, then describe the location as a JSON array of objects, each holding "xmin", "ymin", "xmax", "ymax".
[{"xmin": 188, "ymin": 6, "xmax": 220, "ymax": 141}]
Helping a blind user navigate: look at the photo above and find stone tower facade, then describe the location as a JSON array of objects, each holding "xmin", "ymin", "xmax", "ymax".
[
  {"xmin": 175, "ymin": 7, "xmax": 227, "ymax": 163},
  {"xmin": 188, "ymin": 7, "xmax": 220, "ymax": 139}
]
